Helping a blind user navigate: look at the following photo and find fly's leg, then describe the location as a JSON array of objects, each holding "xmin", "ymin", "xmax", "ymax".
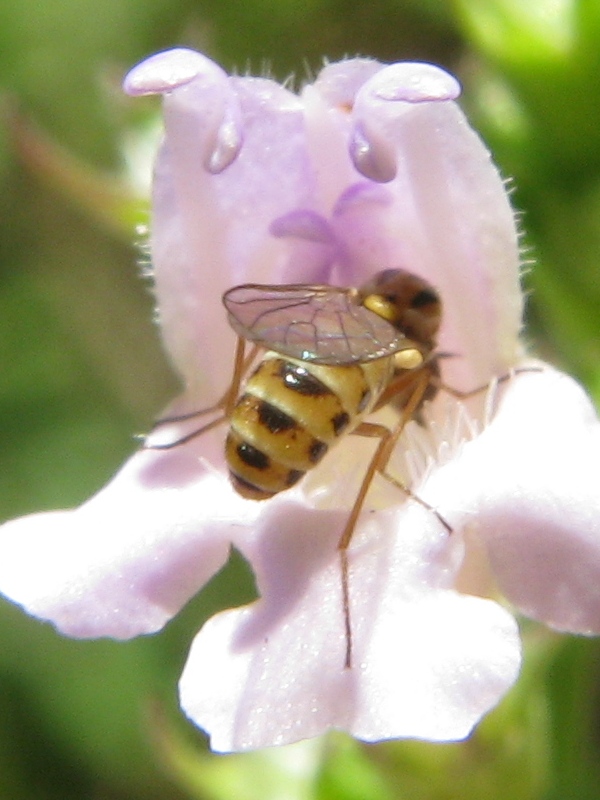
[
  {"xmin": 372, "ymin": 366, "xmax": 542, "ymax": 527},
  {"xmin": 338, "ymin": 364, "xmax": 542, "ymax": 668},
  {"xmin": 144, "ymin": 414, "xmax": 228, "ymax": 450},
  {"xmin": 434, "ymin": 365, "xmax": 544, "ymax": 425},
  {"xmin": 435, "ymin": 365, "xmax": 544, "ymax": 400},
  {"xmin": 143, "ymin": 338, "xmax": 257, "ymax": 450},
  {"xmin": 338, "ymin": 369, "xmax": 433, "ymax": 670}
]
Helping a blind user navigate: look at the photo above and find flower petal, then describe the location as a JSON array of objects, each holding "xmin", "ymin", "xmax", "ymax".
[
  {"xmin": 123, "ymin": 48, "xmax": 225, "ymax": 95},
  {"xmin": 180, "ymin": 501, "xmax": 520, "ymax": 751},
  {"xmin": 0, "ymin": 428, "xmax": 262, "ymax": 638},
  {"xmin": 457, "ymin": 367, "xmax": 600, "ymax": 633},
  {"xmin": 337, "ymin": 63, "xmax": 523, "ymax": 389},
  {"xmin": 125, "ymin": 49, "xmax": 326, "ymax": 396}
]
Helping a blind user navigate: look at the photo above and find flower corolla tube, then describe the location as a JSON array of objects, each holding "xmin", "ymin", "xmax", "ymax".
[{"xmin": 1, "ymin": 48, "xmax": 600, "ymax": 753}]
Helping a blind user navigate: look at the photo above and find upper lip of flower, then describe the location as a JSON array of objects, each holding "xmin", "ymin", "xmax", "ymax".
[{"xmin": 124, "ymin": 48, "xmax": 524, "ymax": 403}]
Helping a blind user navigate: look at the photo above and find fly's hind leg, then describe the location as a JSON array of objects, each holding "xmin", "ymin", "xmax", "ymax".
[
  {"xmin": 337, "ymin": 369, "xmax": 439, "ymax": 670},
  {"xmin": 143, "ymin": 338, "xmax": 257, "ymax": 450},
  {"xmin": 338, "ymin": 364, "xmax": 542, "ymax": 667}
]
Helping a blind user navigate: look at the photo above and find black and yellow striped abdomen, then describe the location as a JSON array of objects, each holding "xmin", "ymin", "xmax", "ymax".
[{"xmin": 226, "ymin": 352, "xmax": 393, "ymax": 500}]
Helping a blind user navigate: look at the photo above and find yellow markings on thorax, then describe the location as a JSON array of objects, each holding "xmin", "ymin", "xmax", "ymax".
[{"xmin": 361, "ymin": 293, "xmax": 397, "ymax": 322}]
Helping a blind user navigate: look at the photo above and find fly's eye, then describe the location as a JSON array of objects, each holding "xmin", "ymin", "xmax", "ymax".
[{"xmin": 411, "ymin": 289, "xmax": 439, "ymax": 308}]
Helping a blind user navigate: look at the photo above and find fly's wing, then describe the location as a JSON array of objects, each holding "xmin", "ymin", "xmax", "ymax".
[{"xmin": 223, "ymin": 283, "xmax": 409, "ymax": 365}]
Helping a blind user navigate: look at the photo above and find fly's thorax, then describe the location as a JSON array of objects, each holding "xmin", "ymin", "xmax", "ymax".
[
  {"xmin": 357, "ymin": 268, "xmax": 442, "ymax": 348},
  {"xmin": 225, "ymin": 351, "xmax": 394, "ymax": 500}
]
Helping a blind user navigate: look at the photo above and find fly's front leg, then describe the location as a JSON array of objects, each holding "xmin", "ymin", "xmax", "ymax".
[{"xmin": 144, "ymin": 338, "xmax": 256, "ymax": 450}]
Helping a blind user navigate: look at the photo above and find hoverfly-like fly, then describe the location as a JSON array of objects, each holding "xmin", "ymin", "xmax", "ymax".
[{"xmin": 148, "ymin": 268, "xmax": 449, "ymax": 667}]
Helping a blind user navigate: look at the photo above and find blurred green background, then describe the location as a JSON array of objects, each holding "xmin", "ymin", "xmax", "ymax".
[{"xmin": 1, "ymin": 1, "xmax": 599, "ymax": 798}]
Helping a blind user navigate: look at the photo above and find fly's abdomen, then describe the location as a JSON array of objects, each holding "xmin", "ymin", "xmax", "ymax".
[{"xmin": 226, "ymin": 353, "xmax": 392, "ymax": 500}]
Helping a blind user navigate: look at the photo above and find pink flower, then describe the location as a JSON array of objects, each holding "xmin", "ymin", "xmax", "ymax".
[{"xmin": 1, "ymin": 48, "xmax": 600, "ymax": 753}]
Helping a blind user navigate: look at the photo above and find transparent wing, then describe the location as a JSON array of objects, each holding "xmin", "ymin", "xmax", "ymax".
[{"xmin": 222, "ymin": 283, "xmax": 410, "ymax": 365}]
